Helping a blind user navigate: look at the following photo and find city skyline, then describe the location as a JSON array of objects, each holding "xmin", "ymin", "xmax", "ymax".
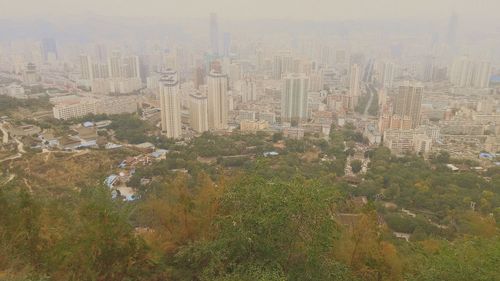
[{"xmin": 0, "ymin": 3, "xmax": 499, "ymax": 280}]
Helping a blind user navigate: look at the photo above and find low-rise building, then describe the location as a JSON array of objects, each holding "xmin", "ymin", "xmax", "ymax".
[
  {"xmin": 240, "ymin": 120, "xmax": 269, "ymax": 132},
  {"xmin": 258, "ymin": 111, "xmax": 276, "ymax": 124},
  {"xmin": 383, "ymin": 129, "xmax": 433, "ymax": 155},
  {"xmin": 6, "ymin": 124, "xmax": 41, "ymax": 137},
  {"xmin": 53, "ymin": 98, "xmax": 97, "ymax": 120},
  {"xmin": 2, "ymin": 84, "xmax": 26, "ymax": 98},
  {"xmin": 283, "ymin": 127, "xmax": 305, "ymax": 140},
  {"xmin": 52, "ymin": 96, "xmax": 137, "ymax": 120},
  {"xmin": 383, "ymin": 129, "xmax": 415, "ymax": 155}
]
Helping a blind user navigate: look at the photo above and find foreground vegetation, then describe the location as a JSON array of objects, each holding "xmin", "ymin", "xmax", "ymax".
[{"xmin": 0, "ymin": 124, "xmax": 499, "ymax": 280}]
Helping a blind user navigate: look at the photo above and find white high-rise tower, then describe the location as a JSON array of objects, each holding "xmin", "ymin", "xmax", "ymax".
[
  {"xmin": 450, "ymin": 56, "xmax": 474, "ymax": 87},
  {"xmin": 382, "ymin": 62, "xmax": 395, "ymax": 88},
  {"xmin": 159, "ymin": 69, "xmax": 182, "ymax": 139},
  {"xmin": 122, "ymin": 56, "xmax": 141, "ymax": 79},
  {"xmin": 281, "ymin": 73, "xmax": 309, "ymax": 123},
  {"xmin": 189, "ymin": 92, "xmax": 209, "ymax": 133},
  {"xmin": 207, "ymin": 71, "xmax": 228, "ymax": 130},
  {"xmin": 242, "ymin": 78, "xmax": 257, "ymax": 103},
  {"xmin": 472, "ymin": 61, "xmax": 492, "ymax": 89},
  {"xmin": 349, "ymin": 64, "xmax": 361, "ymax": 110},
  {"xmin": 79, "ymin": 55, "xmax": 93, "ymax": 81}
]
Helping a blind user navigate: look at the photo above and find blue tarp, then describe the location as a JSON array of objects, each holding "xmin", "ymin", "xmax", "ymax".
[
  {"xmin": 479, "ymin": 153, "xmax": 494, "ymax": 160},
  {"xmin": 490, "ymin": 75, "xmax": 500, "ymax": 83},
  {"xmin": 105, "ymin": 174, "xmax": 118, "ymax": 188},
  {"xmin": 83, "ymin": 121, "xmax": 94, "ymax": 128}
]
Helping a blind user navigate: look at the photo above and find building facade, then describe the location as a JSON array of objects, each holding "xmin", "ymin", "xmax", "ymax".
[
  {"xmin": 207, "ymin": 71, "xmax": 228, "ymax": 130},
  {"xmin": 393, "ymin": 82, "xmax": 424, "ymax": 129},
  {"xmin": 159, "ymin": 70, "xmax": 182, "ymax": 138},
  {"xmin": 189, "ymin": 92, "xmax": 209, "ymax": 133},
  {"xmin": 281, "ymin": 73, "xmax": 309, "ymax": 123}
]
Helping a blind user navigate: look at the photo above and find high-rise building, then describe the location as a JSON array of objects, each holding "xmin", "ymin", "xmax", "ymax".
[
  {"xmin": 94, "ymin": 44, "xmax": 108, "ymax": 63},
  {"xmin": 223, "ymin": 32, "xmax": 231, "ymax": 57},
  {"xmin": 382, "ymin": 62, "xmax": 395, "ymax": 88},
  {"xmin": 472, "ymin": 61, "xmax": 492, "ymax": 89},
  {"xmin": 122, "ymin": 56, "xmax": 141, "ymax": 79},
  {"xmin": 79, "ymin": 55, "xmax": 93, "ymax": 81},
  {"xmin": 22, "ymin": 63, "xmax": 41, "ymax": 85},
  {"xmin": 450, "ymin": 56, "xmax": 474, "ymax": 87},
  {"xmin": 207, "ymin": 70, "xmax": 228, "ymax": 130},
  {"xmin": 108, "ymin": 51, "xmax": 122, "ymax": 78},
  {"xmin": 255, "ymin": 48, "xmax": 265, "ymax": 71},
  {"xmin": 41, "ymin": 38, "xmax": 58, "ymax": 61},
  {"xmin": 241, "ymin": 78, "xmax": 257, "ymax": 102},
  {"xmin": 273, "ymin": 51, "xmax": 293, "ymax": 80},
  {"xmin": 273, "ymin": 55, "xmax": 283, "ymax": 80},
  {"xmin": 309, "ymin": 70, "xmax": 324, "ymax": 92},
  {"xmin": 229, "ymin": 63, "xmax": 242, "ymax": 82},
  {"xmin": 92, "ymin": 63, "xmax": 109, "ymax": 79},
  {"xmin": 210, "ymin": 13, "xmax": 219, "ymax": 56},
  {"xmin": 159, "ymin": 70, "xmax": 182, "ymax": 139},
  {"xmin": 189, "ymin": 93, "xmax": 209, "ymax": 133},
  {"xmin": 349, "ymin": 64, "xmax": 361, "ymax": 110},
  {"xmin": 422, "ymin": 56, "xmax": 435, "ymax": 82},
  {"xmin": 193, "ymin": 66, "xmax": 205, "ymax": 89},
  {"xmin": 450, "ymin": 56, "xmax": 491, "ymax": 89},
  {"xmin": 393, "ymin": 82, "xmax": 424, "ymax": 129},
  {"xmin": 281, "ymin": 73, "xmax": 309, "ymax": 123}
]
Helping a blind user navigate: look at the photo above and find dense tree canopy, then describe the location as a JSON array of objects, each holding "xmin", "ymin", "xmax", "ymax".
[{"xmin": 0, "ymin": 127, "xmax": 498, "ymax": 280}]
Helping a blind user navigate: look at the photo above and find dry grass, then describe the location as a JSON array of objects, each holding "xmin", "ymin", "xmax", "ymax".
[{"xmin": 12, "ymin": 148, "xmax": 140, "ymax": 194}]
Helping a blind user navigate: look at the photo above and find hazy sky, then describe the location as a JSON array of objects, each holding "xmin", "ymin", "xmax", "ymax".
[{"xmin": 1, "ymin": 0, "xmax": 499, "ymax": 22}]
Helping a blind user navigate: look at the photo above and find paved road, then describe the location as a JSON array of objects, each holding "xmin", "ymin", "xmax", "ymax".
[
  {"xmin": 363, "ymin": 85, "xmax": 376, "ymax": 118},
  {"xmin": 0, "ymin": 123, "xmax": 8, "ymax": 144}
]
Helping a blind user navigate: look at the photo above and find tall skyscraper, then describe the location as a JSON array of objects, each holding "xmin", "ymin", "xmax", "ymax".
[
  {"xmin": 349, "ymin": 64, "xmax": 361, "ymax": 110},
  {"xmin": 273, "ymin": 51, "xmax": 293, "ymax": 80},
  {"xmin": 255, "ymin": 48, "xmax": 265, "ymax": 71},
  {"xmin": 207, "ymin": 70, "xmax": 228, "ymax": 130},
  {"xmin": 241, "ymin": 78, "xmax": 257, "ymax": 103},
  {"xmin": 382, "ymin": 62, "xmax": 395, "ymax": 88},
  {"xmin": 273, "ymin": 55, "xmax": 283, "ymax": 80},
  {"xmin": 22, "ymin": 62, "xmax": 41, "ymax": 85},
  {"xmin": 450, "ymin": 56, "xmax": 491, "ymax": 89},
  {"xmin": 122, "ymin": 56, "xmax": 141, "ymax": 79},
  {"xmin": 79, "ymin": 55, "xmax": 93, "ymax": 81},
  {"xmin": 450, "ymin": 56, "xmax": 474, "ymax": 87},
  {"xmin": 393, "ymin": 82, "xmax": 423, "ymax": 129},
  {"xmin": 159, "ymin": 70, "xmax": 182, "ymax": 138},
  {"xmin": 94, "ymin": 44, "xmax": 108, "ymax": 63},
  {"xmin": 189, "ymin": 92, "xmax": 209, "ymax": 133},
  {"xmin": 193, "ymin": 66, "xmax": 205, "ymax": 89},
  {"xmin": 223, "ymin": 32, "xmax": 231, "ymax": 57},
  {"xmin": 309, "ymin": 70, "xmax": 324, "ymax": 92},
  {"xmin": 108, "ymin": 50, "xmax": 122, "ymax": 78},
  {"xmin": 472, "ymin": 61, "xmax": 492, "ymax": 89},
  {"xmin": 422, "ymin": 56, "xmax": 435, "ymax": 82},
  {"xmin": 41, "ymin": 38, "xmax": 58, "ymax": 61},
  {"xmin": 281, "ymin": 73, "xmax": 309, "ymax": 123},
  {"xmin": 210, "ymin": 13, "xmax": 219, "ymax": 56},
  {"xmin": 92, "ymin": 63, "xmax": 109, "ymax": 79}
]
